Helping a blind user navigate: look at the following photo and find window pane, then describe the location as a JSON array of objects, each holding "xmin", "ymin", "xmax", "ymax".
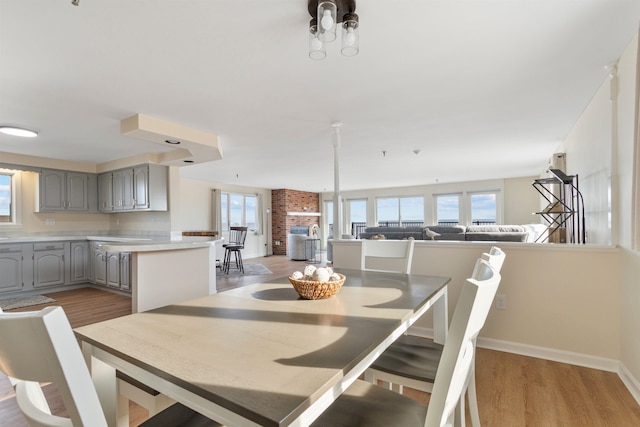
[
  {"xmin": 349, "ymin": 199, "xmax": 367, "ymax": 238},
  {"xmin": 326, "ymin": 201, "xmax": 333, "ymax": 233},
  {"xmin": 377, "ymin": 198, "xmax": 399, "ymax": 224},
  {"xmin": 245, "ymin": 195, "xmax": 257, "ymax": 230},
  {"xmin": 400, "ymin": 197, "xmax": 424, "ymax": 222},
  {"xmin": 0, "ymin": 174, "xmax": 11, "ymax": 222},
  {"xmin": 229, "ymin": 194, "xmax": 243, "ymax": 227},
  {"xmin": 436, "ymin": 195, "xmax": 459, "ymax": 224},
  {"xmin": 470, "ymin": 193, "xmax": 497, "ymax": 224}
]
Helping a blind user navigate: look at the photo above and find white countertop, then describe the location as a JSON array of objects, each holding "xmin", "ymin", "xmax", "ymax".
[{"xmin": 0, "ymin": 235, "xmax": 222, "ymax": 252}]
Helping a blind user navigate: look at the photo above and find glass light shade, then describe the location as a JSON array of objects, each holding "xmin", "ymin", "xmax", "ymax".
[
  {"xmin": 317, "ymin": 0, "xmax": 337, "ymax": 42},
  {"xmin": 309, "ymin": 22, "xmax": 326, "ymax": 60},
  {"xmin": 341, "ymin": 14, "xmax": 359, "ymax": 57}
]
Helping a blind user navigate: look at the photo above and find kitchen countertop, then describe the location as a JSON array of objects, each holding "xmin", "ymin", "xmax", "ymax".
[{"xmin": 0, "ymin": 235, "xmax": 222, "ymax": 252}]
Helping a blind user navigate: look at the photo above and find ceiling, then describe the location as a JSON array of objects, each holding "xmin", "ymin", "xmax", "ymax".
[{"xmin": 1, "ymin": 1, "xmax": 639, "ymax": 193}]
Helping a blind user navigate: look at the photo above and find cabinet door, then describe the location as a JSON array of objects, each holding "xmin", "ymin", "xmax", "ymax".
[
  {"xmin": 113, "ymin": 169, "xmax": 134, "ymax": 211},
  {"xmin": 40, "ymin": 169, "xmax": 66, "ymax": 211},
  {"xmin": 106, "ymin": 252, "xmax": 121, "ymax": 288},
  {"xmin": 94, "ymin": 249, "xmax": 107, "ymax": 286},
  {"xmin": 66, "ymin": 172, "xmax": 89, "ymax": 211},
  {"xmin": 98, "ymin": 173, "xmax": 114, "ymax": 212},
  {"xmin": 133, "ymin": 165, "xmax": 149, "ymax": 210},
  {"xmin": 120, "ymin": 252, "xmax": 131, "ymax": 291},
  {"xmin": 0, "ymin": 246, "xmax": 23, "ymax": 293},
  {"xmin": 68, "ymin": 241, "xmax": 88, "ymax": 284},
  {"xmin": 33, "ymin": 249, "xmax": 65, "ymax": 288}
]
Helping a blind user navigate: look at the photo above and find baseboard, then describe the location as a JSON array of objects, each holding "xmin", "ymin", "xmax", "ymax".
[
  {"xmin": 407, "ymin": 325, "xmax": 640, "ymax": 405},
  {"xmin": 619, "ymin": 363, "xmax": 640, "ymax": 406}
]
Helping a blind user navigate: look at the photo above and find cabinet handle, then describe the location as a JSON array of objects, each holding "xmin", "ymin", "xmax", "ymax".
[{"xmin": 0, "ymin": 248, "xmax": 10, "ymax": 252}]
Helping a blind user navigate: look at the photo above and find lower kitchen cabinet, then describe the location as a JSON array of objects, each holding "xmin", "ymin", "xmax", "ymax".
[
  {"xmin": 33, "ymin": 242, "xmax": 65, "ymax": 288},
  {"xmin": 68, "ymin": 241, "xmax": 89, "ymax": 284},
  {"xmin": 0, "ymin": 244, "xmax": 24, "ymax": 294}
]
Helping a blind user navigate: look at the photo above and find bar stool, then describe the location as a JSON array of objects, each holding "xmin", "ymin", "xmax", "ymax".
[{"xmin": 223, "ymin": 226, "xmax": 248, "ymax": 274}]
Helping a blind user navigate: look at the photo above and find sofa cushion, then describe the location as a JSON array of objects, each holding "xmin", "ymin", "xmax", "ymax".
[
  {"xmin": 465, "ymin": 225, "xmax": 528, "ymax": 242},
  {"xmin": 425, "ymin": 225, "xmax": 466, "ymax": 241}
]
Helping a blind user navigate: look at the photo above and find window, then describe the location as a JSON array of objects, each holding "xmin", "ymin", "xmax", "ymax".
[
  {"xmin": 347, "ymin": 199, "xmax": 367, "ymax": 238},
  {"xmin": 435, "ymin": 194, "xmax": 460, "ymax": 225},
  {"xmin": 221, "ymin": 192, "xmax": 258, "ymax": 232},
  {"xmin": 325, "ymin": 200, "xmax": 334, "ymax": 234},
  {"xmin": 469, "ymin": 192, "xmax": 497, "ymax": 225},
  {"xmin": 376, "ymin": 196, "xmax": 424, "ymax": 226},
  {"xmin": 0, "ymin": 173, "xmax": 11, "ymax": 223}
]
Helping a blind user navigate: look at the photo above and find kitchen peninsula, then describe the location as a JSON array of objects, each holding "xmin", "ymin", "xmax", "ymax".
[{"xmin": 0, "ymin": 235, "xmax": 222, "ymax": 313}]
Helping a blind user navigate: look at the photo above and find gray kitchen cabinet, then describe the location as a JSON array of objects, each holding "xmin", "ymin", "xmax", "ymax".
[
  {"xmin": 120, "ymin": 252, "xmax": 131, "ymax": 291},
  {"xmin": 96, "ymin": 164, "xmax": 167, "ymax": 213},
  {"xmin": 106, "ymin": 252, "xmax": 121, "ymax": 288},
  {"xmin": 98, "ymin": 172, "xmax": 114, "ymax": 212},
  {"xmin": 113, "ymin": 168, "xmax": 134, "ymax": 211},
  {"xmin": 106, "ymin": 251, "xmax": 131, "ymax": 292},
  {"xmin": 93, "ymin": 242, "xmax": 107, "ymax": 286},
  {"xmin": 0, "ymin": 244, "xmax": 24, "ymax": 293},
  {"xmin": 68, "ymin": 241, "xmax": 89, "ymax": 284},
  {"xmin": 33, "ymin": 242, "xmax": 65, "ymax": 288},
  {"xmin": 38, "ymin": 169, "xmax": 96, "ymax": 212}
]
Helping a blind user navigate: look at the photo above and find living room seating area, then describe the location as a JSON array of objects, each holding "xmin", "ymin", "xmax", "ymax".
[{"xmin": 359, "ymin": 225, "xmax": 530, "ymax": 242}]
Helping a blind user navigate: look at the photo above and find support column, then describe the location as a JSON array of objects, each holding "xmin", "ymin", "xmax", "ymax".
[{"xmin": 332, "ymin": 122, "xmax": 343, "ymax": 239}]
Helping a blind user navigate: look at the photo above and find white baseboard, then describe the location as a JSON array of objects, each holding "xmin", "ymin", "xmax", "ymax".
[
  {"xmin": 619, "ymin": 363, "xmax": 640, "ymax": 406},
  {"xmin": 407, "ymin": 325, "xmax": 640, "ymax": 405}
]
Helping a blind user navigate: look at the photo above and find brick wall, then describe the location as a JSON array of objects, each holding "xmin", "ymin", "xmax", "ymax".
[{"xmin": 271, "ymin": 189, "xmax": 320, "ymax": 256}]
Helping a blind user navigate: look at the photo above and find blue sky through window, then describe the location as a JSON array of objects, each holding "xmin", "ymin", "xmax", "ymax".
[{"xmin": 0, "ymin": 174, "xmax": 10, "ymax": 217}]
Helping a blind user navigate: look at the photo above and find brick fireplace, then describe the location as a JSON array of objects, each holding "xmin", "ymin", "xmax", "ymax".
[{"xmin": 271, "ymin": 189, "xmax": 320, "ymax": 256}]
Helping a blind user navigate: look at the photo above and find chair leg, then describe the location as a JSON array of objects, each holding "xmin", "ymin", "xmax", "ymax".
[{"xmin": 467, "ymin": 365, "xmax": 481, "ymax": 427}]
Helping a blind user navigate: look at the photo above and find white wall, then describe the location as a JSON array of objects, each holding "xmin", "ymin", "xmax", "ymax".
[{"xmin": 560, "ymin": 33, "xmax": 640, "ymax": 390}]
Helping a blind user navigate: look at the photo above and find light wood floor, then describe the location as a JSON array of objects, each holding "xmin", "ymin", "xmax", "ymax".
[{"xmin": 1, "ymin": 255, "xmax": 639, "ymax": 426}]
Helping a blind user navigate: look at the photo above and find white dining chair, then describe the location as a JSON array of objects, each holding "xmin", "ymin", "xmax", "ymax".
[
  {"xmin": 361, "ymin": 238, "xmax": 415, "ymax": 273},
  {"xmin": 0, "ymin": 306, "xmax": 220, "ymax": 427},
  {"xmin": 365, "ymin": 246, "xmax": 506, "ymax": 427},
  {"xmin": 311, "ymin": 258, "xmax": 501, "ymax": 427}
]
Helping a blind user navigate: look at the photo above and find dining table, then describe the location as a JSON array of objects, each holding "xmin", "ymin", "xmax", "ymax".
[{"xmin": 75, "ymin": 268, "xmax": 450, "ymax": 427}]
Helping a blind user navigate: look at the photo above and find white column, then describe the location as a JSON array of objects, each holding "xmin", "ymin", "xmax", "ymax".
[{"xmin": 332, "ymin": 122, "xmax": 343, "ymax": 239}]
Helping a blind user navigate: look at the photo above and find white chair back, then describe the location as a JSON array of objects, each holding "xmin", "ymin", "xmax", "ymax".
[
  {"xmin": 0, "ymin": 306, "xmax": 108, "ymax": 427},
  {"xmin": 425, "ymin": 259, "xmax": 501, "ymax": 426},
  {"xmin": 360, "ymin": 239, "xmax": 415, "ymax": 274},
  {"xmin": 482, "ymin": 246, "xmax": 505, "ymax": 272}
]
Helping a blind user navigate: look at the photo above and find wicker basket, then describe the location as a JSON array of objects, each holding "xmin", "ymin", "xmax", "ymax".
[{"xmin": 288, "ymin": 273, "xmax": 346, "ymax": 300}]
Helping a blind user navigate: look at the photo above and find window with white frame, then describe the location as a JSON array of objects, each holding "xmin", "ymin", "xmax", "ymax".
[
  {"xmin": 0, "ymin": 173, "xmax": 11, "ymax": 223},
  {"xmin": 0, "ymin": 170, "xmax": 20, "ymax": 226},
  {"xmin": 376, "ymin": 196, "xmax": 424, "ymax": 226},
  {"xmin": 469, "ymin": 191, "xmax": 498, "ymax": 225},
  {"xmin": 221, "ymin": 192, "xmax": 258, "ymax": 232},
  {"xmin": 324, "ymin": 200, "xmax": 334, "ymax": 234},
  {"xmin": 434, "ymin": 193, "xmax": 461, "ymax": 225}
]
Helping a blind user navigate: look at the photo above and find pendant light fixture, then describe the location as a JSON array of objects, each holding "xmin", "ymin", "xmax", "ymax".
[{"xmin": 307, "ymin": 0, "xmax": 359, "ymax": 60}]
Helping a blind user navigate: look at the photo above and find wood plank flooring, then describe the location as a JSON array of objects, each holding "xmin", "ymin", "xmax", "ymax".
[{"xmin": 1, "ymin": 255, "xmax": 639, "ymax": 426}]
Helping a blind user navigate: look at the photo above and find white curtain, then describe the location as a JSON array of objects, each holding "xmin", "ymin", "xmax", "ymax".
[{"xmin": 211, "ymin": 189, "xmax": 222, "ymax": 232}]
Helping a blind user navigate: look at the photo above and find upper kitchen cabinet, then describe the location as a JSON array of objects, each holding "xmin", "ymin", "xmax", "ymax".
[
  {"xmin": 98, "ymin": 164, "xmax": 167, "ymax": 212},
  {"xmin": 37, "ymin": 169, "xmax": 97, "ymax": 212}
]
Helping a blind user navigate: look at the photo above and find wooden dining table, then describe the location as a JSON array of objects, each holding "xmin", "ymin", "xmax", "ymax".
[{"xmin": 75, "ymin": 268, "xmax": 450, "ymax": 427}]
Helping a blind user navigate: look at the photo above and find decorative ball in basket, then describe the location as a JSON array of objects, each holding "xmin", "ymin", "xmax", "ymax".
[{"xmin": 289, "ymin": 265, "xmax": 345, "ymax": 300}]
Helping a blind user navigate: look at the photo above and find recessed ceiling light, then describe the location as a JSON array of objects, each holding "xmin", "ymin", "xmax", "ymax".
[
  {"xmin": 0, "ymin": 126, "xmax": 38, "ymax": 138},
  {"xmin": 165, "ymin": 139, "xmax": 181, "ymax": 145}
]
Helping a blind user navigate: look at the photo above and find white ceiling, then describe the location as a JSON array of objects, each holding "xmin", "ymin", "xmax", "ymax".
[{"xmin": 1, "ymin": 0, "xmax": 639, "ymax": 192}]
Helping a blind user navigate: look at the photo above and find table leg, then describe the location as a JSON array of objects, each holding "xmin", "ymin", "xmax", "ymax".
[
  {"xmin": 432, "ymin": 287, "xmax": 448, "ymax": 345},
  {"xmin": 82, "ymin": 342, "xmax": 128, "ymax": 427}
]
